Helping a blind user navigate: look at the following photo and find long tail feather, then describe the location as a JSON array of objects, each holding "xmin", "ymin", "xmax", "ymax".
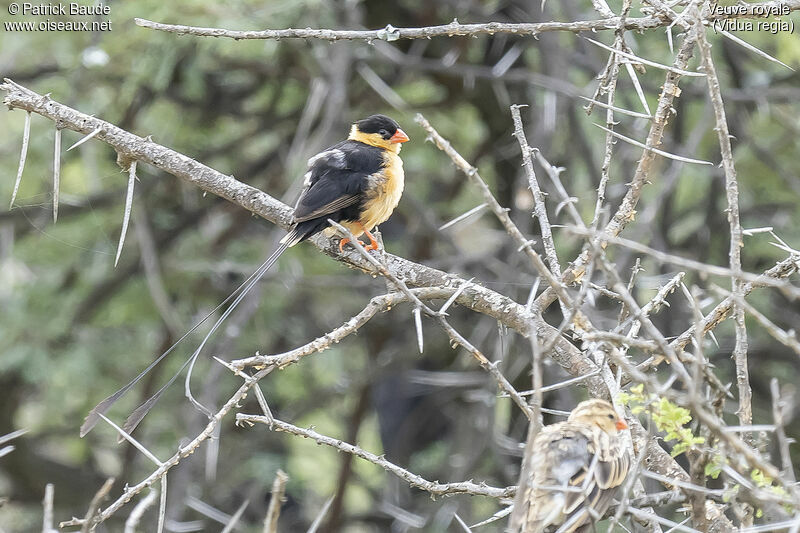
[
  {"xmin": 81, "ymin": 240, "xmax": 290, "ymax": 437},
  {"xmin": 121, "ymin": 241, "xmax": 289, "ymax": 437}
]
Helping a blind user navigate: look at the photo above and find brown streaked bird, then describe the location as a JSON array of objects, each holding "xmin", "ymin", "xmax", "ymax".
[
  {"xmin": 511, "ymin": 399, "xmax": 630, "ymax": 533},
  {"xmin": 81, "ymin": 115, "xmax": 409, "ymax": 437}
]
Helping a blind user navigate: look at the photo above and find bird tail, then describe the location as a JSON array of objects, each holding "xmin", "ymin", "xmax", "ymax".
[
  {"xmin": 279, "ymin": 227, "xmax": 304, "ymax": 247},
  {"xmin": 80, "ymin": 240, "xmax": 290, "ymax": 437}
]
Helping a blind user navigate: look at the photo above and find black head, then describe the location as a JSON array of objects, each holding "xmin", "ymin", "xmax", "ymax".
[{"xmin": 355, "ymin": 114, "xmax": 401, "ymax": 140}]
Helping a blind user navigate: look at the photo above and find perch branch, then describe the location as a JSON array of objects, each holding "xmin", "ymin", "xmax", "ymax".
[
  {"xmin": 696, "ymin": 14, "xmax": 752, "ymax": 449},
  {"xmin": 132, "ymin": 3, "xmax": 800, "ymax": 41},
  {"xmin": 237, "ymin": 414, "xmax": 515, "ymax": 499}
]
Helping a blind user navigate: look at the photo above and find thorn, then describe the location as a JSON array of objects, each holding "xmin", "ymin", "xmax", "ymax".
[
  {"xmin": 66, "ymin": 126, "xmax": 103, "ymax": 151},
  {"xmin": 52, "ymin": 128, "xmax": 61, "ymax": 222},
  {"xmin": 9, "ymin": 111, "xmax": 31, "ymax": 208},
  {"xmin": 114, "ymin": 161, "xmax": 137, "ymax": 267}
]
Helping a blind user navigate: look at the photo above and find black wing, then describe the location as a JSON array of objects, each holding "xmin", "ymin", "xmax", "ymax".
[{"xmin": 290, "ymin": 141, "xmax": 384, "ymax": 240}]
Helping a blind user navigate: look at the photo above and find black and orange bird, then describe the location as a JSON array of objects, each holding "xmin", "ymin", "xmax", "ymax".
[
  {"xmin": 510, "ymin": 399, "xmax": 630, "ymax": 533},
  {"xmin": 81, "ymin": 114, "xmax": 410, "ymax": 436},
  {"xmin": 282, "ymin": 114, "xmax": 409, "ymax": 252}
]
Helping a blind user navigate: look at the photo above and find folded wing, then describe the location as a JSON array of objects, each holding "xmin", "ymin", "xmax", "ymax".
[
  {"xmin": 285, "ymin": 141, "xmax": 383, "ymax": 245},
  {"xmin": 525, "ymin": 425, "xmax": 629, "ymax": 533}
]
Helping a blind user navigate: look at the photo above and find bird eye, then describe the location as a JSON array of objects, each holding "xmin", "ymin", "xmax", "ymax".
[
  {"xmin": 607, "ymin": 414, "xmax": 615, "ymax": 420},
  {"xmin": 378, "ymin": 129, "xmax": 389, "ymax": 138}
]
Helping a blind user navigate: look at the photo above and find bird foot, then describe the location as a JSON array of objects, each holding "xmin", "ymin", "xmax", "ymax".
[
  {"xmin": 339, "ymin": 237, "xmax": 375, "ymax": 253},
  {"xmin": 338, "ymin": 229, "xmax": 382, "ymax": 253},
  {"xmin": 362, "ymin": 225, "xmax": 381, "ymax": 251}
]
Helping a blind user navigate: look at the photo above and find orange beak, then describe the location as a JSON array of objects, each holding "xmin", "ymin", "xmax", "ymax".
[
  {"xmin": 616, "ymin": 418, "xmax": 628, "ymax": 431},
  {"xmin": 390, "ymin": 129, "xmax": 410, "ymax": 144}
]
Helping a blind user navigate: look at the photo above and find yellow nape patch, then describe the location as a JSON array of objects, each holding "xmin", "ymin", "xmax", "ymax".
[{"xmin": 349, "ymin": 125, "xmax": 402, "ymax": 153}]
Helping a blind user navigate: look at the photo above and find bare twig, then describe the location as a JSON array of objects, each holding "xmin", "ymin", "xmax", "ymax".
[
  {"xmin": 535, "ymin": 33, "xmax": 700, "ymax": 311},
  {"xmin": 133, "ymin": 16, "xmax": 676, "ymax": 40},
  {"xmin": 696, "ymin": 15, "xmax": 751, "ymax": 451},
  {"xmin": 132, "ymin": 3, "xmax": 800, "ymax": 41},
  {"xmin": 711, "ymin": 285, "xmax": 800, "ymax": 358},
  {"xmin": 233, "ymin": 290, "xmax": 431, "ymax": 369},
  {"xmin": 584, "ymin": 36, "xmax": 706, "ymax": 76},
  {"xmin": 42, "ymin": 484, "xmax": 54, "ymax": 533},
  {"xmin": 124, "ymin": 490, "xmax": 158, "ymax": 533},
  {"xmin": 510, "ymin": 105, "xmax": 561, "ymax": 279},
  {"xmin": 566, "ymin": 226, "xmax": 799, "ymax": 295},
  {"xmin": 416, "ymin": 113, "xmax": 572, "ymax": 309},
  {"xmin": 237, "ymin": 414, "xmax": 515, "ymax": 499},
  {"xmin": 220, "ymin": 500, "xmax": 249, "ymax": 533},
  {"xmin": 617, "ymin": 258, "xmax": 643, "ymax": 327},
  {"xmin": 670, "ymin": 254, "xmax": 799, "ymax": 353},
  {"xmin": 328, "ymin": 219, "xmax": 535, "ymax": 420},
  {"xmin": 263, "ymin": 470, "xmax": 289, "ymax": 533},
  {"xmin": 770, "ymin": 379, "xmax": 796, "ymax": 483},
  {"xmin": 591, "ymin": 123, "xmax": 713, "ymax": 165},
  {"xmin": 80, "ymin": 478, "xmax": 115, "ymax": 533},
  {"xmin": 590, "ymin": 10, "xmax": 627, "ymax": 230},
  {"xmin": 532, "ymin": 150, "xmax": 584, "ymax": 227}
]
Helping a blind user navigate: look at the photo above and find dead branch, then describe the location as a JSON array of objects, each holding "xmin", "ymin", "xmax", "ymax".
[
  {"xmin": 132, "ymin": 2, "xmax": 800, "ymax": 42},
  {"xmin": 695, "ymin": 12, "xmax": 752, "ymax": 458},
  {"xmin": 236, "ymin": 414, "xmax": 515, "ymax": 499}
]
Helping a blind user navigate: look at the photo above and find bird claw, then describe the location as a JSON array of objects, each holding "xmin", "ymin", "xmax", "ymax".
[
  {"xmin": 338, "ymin": 235, "xmax": 382, "ymax": 253},
  {"xmin": 339, "ymin": 237, "xmax": 378, "ymax": 253}
]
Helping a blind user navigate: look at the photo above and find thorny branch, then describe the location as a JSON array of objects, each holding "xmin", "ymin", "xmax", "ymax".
[
  {"xmin": 237, "ymin": 415, "xmax": 515, "ymax": 499},
  {"xmin": 132, "ymin": 1, "xmax": 800, "ymax": 42},
  {"xmin": 533, "ymin": 32, "xmax": 701, "ymax": 314},
  {"xmin": 510, "ymin": 105, "xmax": 561, "ymax": 280},
  {"xmin": 695, "ymin": 8, "xmax": 752, "ymax": 455}
]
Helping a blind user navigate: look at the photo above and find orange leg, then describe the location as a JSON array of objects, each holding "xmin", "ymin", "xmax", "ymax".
[
  {"xmin": 358, "ymin": 223, "xmax": 380, "ymax": 251},
  {"xmin": 337, "ymin": 223, "xmax": 379, "ymax": 253}
]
